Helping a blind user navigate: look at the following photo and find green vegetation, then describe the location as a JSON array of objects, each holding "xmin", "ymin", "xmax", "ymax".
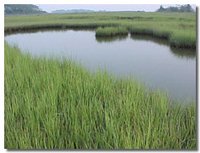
[
  {"xmin": 4, "ymin": 11, "xmax": 197, "ymax": 149},
  {"xmin": 96, "ymin": 27, "xmax": 128, "ymax": 37},
  {"xmin": 4, "ymin": 4, "xmax": 46, "ymax": 15},
  {"xmin": 129, "ymin": 27, "xmax": 196, "ymax": 48},
  {"xmin": 5, "ymin": 12, "xmax": 196, "ymax": 49},
  {"xmin": 5, "ymin": 44, "xmax": 196, "ymax": 149},
  {"xmin": 157, "ymin": 4, "xmax": 194, "ymax": 13}
]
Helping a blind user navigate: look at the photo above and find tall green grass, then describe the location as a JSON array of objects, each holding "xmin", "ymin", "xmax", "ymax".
[
  {"xmin": 5, "ymin": 12, "xmax": 196, "ymax": 48},
  {"xmin": 96, "ymin": 27, "xmax": 128, "ymax": 37},
  {"xmin": 5, "ymin": 44, "xmax": 196, "ymax": 149}
]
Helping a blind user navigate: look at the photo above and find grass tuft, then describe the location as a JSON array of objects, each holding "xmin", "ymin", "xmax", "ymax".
[
  {"xmin": 95, "ymin": 26, "xmax": 128, "ymax": 37},
  {"xmin": 5, "ymin": 44, "xmax": 196, "ymax": 149}
]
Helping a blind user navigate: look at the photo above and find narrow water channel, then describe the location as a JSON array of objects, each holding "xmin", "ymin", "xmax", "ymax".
[{"xmin": 5, "ymin": 30, "xmax": 196, "ymax": 102}]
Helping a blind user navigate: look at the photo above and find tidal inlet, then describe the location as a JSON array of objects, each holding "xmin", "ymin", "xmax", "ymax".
[{"xmin": 4, "ymin": 4, "xmax": 197, "ymax": 150}]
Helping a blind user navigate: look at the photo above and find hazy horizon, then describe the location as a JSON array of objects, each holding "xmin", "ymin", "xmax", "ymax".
[{"xmin": 37, "ymin": 4, "xmax": 196, "ymax": 13}]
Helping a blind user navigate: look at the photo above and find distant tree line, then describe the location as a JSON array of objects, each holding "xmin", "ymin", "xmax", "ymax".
[
  {"xmin": 157, "ymin": 4, "xmax": 195, "ymax": 12},
  {"xmin": 5, "ymin": 4, "xmax": 47, "ymax": 15}
]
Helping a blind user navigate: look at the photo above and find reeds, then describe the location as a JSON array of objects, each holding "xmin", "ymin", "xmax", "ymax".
[
  {"xmin": 5, "ymin": 44, "xmax": 196, "ymax": 149},
  {"xmin": 95, "ymin": 27, "xmax": 128, "ymax": 37},
  {"xmin": 5, "ymin": 12, "xmax": 196, "ymax": 49}
]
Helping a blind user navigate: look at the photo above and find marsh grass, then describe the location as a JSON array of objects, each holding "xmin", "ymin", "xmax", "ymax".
[
  {"xmin": 5, "ymin": 44, "xmax": 196, "ymax": 149},
  {"xmin": 169, "ymin": 31, "xmax": 196, "ymax": 49},
  {"xmin": 95, "ymin": 27, "xmax": 128, "ymax": 37},
  {"xmin": 5, "ymin": 12, "xmax": 196, "ymax": 49}
]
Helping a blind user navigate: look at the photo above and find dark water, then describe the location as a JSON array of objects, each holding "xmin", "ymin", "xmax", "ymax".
[{"xmin": 5, "ymin": 30, "xmax": 196, "ymax": 102}]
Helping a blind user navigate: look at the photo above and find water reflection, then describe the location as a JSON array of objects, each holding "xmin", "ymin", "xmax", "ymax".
[
  {"xmin": 5, "ymin": 28, "xmax": 94, "ymax": 36},
  {"xmin": 170, "ymin": 47, "xmax": 196, "ymax": 59},
  {"xmin": 131, "ymin": 34, "xmax": 196, "ymax": 59},
  {"xmin": 131, "ymin": 34, "xmax": 169, "ymax": 46},
  {"xmin": 96, "ymin": 35, "xmax": 128, "ymax": 43},
  {"xmin": 5, "ymin": 30, "xmax": 196, "ymax": 102}
]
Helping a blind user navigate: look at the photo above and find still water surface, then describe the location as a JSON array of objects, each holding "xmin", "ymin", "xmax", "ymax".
[{"xmin": 5, "ymin": 30, "xmax": 196, "ymax": 102}]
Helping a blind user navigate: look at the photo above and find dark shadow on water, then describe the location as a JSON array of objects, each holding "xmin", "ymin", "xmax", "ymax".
[
  {"xmin": 96, "ymin": 35, "xmax": 128, "ymax": 43},
  {"xmin": 170, "ymin": 47, "xmax": 196, "ymax": 59},
  {"xmin": 131, "ymin": 34, "xmax": 169, "ymax": 46},
  {"xmin": 5, "ymin": 27, "xmax": 95, "ymax": 36},
  {"xmin": 131, "ymin": 34, "xmax": 196, "ymax": 59}
]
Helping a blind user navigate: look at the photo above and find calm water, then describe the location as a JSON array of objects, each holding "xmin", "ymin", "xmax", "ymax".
[{"xmin": 5, "ymin": 30, "xmax": 196, "ymax": 102}]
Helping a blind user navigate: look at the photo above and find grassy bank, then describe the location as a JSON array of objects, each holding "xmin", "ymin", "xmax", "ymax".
[
  {"xmin": 96, "ymin": 27, "xmax": 128, "ymax": 37},
  {"xmin": 5, "ymin": 44, "xmax": 196, "ymax": 149},
  {"xmin": 5, "ymin": 12, "xmax": 196, "ymax": 49}
]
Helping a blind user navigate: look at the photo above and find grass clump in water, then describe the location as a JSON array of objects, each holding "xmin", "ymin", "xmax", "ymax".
[
  {"xmin": 95, "ymin": 26, "xmax": 128, "ymax": 37},
  {"xmin": 169, "ymin": 31, "xmax": 196, "ymax": 49},
  {"xmin": 5, "ymin": 44, "xmax": 196, "ymax": 149},
  {"xmin": 5, "ymin": 12, "xmax": 196, "ymax": 49}
]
